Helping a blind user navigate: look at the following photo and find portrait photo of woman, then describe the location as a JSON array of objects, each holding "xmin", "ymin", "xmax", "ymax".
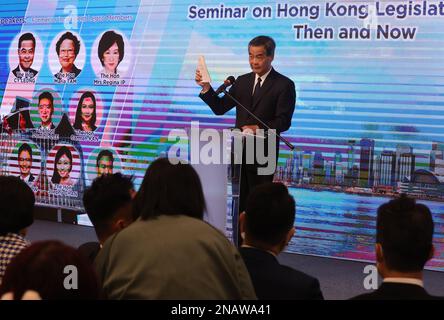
[
  {"xmin": 98, "ymin": 30, "xmax": 125, "ymax": 75},
  {"xmin": 51, "ymin": 146, "xmax": 75, "ymax": 186},
  {"xmin": 73, "ymin": 91, "xmax": 97, "ymax": 132},
  {"xmin": 54, "ymin": 32, "xmax": 82, "ymax": 80}
]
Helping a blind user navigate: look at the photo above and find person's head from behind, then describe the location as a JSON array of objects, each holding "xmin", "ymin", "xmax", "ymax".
[
  {"xmin": 133, "ymin": 157, "xmax": 205, "ymax": 221},
  {"xmin": 17, "ymin": 33, "xmax": 36, "ymax": 71},
  {"xmin": 74, "ymin": 91, "xmax": 96, "ymax": 131},
  {"xmin": 376, "ymin": 194, "xmax": 434, "ymax": 277},
  {"xmin": 18, "ymin": 143, "xmax": 33, "ymax": 178},
  {"xmin": 96, "ymin": 149, "xmax": 114, "ymax": 177},
  {"xmin": 241, "ymin": 182, "xmax": 295, "ymax": 254},
  {"xmin": 56, "ymin": 32, "xmax": 80, "ymax": 73},
  {"xmin": 38, "ymin": 91, "xmax": 54, "ymax": 127},
  {"xmin": 0, "ymin": 240, "xmax": 100, "ymax": 300},
  {"xmin": 248, "ymin": 35, "xmax": 275, "ymax": 77},
  {"xmin": 83, "ymin": 173, "xmax": 135, "ymax": 244},
  {"xmin": 98, "ymin": 30, "xmax": 125, "ymax": 74},
  {"xmin": 0, "ymin": 176, "xmax": 34, "ymax": 236},
  {"xmin": 51, "ymin": 146, "xmax": 73, "ymax": 185}
]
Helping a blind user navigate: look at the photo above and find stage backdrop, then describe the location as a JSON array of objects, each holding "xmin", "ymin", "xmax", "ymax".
[{"xmin": 0, "ymin": 0, "xmax": 443, "ymax": 271}]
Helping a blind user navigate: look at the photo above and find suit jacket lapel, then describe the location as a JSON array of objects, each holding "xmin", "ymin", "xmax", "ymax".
[{"xmin": 252, "ymin": 68, "xmax": 276, "ymax": 110}]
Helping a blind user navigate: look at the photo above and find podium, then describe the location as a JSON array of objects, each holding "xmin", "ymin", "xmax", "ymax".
[{"xmin": 186, "ymin": 127, "xmax": 244, "ymax": 245}]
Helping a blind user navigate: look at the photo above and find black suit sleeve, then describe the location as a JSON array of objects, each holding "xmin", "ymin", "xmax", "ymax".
[
  {"xmin": 199, "ymin": 85, "xmax": 237, "ymax": 116},
  {"xmin": 266, "ymin": 80, "xmax": 296, "ymax": 133},
  {"xmin": 308, "ymin": 278, "xmax": 324, "ymax": 300}
]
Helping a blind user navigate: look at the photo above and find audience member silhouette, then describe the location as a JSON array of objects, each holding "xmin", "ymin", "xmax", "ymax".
[
  {"xmin": 351, "ymin": 194, "xmax": 443, "ymax": 300},
  {"xmin": 239, "ymin": 182, "xmax": 324, "ymax": 300},
  {"xmin": 0, "ymin": 176, "xmax": 34, "ymax": 283},
  {"xmin": 94, "ymin": 158, "xmax": 256, "ymax": 299},
  {"xmin": 79, "ymin": 173, "xmax": 135, "ymax": 263},
  {"xmin": 0, "ymin": 240, "xmax": 100, "ymax": 299}
]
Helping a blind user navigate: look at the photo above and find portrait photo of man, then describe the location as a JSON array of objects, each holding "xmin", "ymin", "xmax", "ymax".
[
  {"xmin": 17, "ymin": 143, "xmax": 35, "ymax": 183},
  {"xmin": 12, "ymin": 33, "xmax": 38, "ymax": 79},
  {"xmin": 96, "ymin": 150, "xmax": 114, "ymax": 177},
  {"xmin": 37, "ymin": 91, "xmax": 55, "ymax": 129}
]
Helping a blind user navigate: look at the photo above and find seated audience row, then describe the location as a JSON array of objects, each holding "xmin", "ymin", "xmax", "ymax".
[{"xmin": 0, "ymin": 158, "xmax": 442, "ymax": 300}]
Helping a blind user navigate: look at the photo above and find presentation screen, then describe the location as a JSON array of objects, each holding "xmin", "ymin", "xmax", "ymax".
[{"xmin": 0, "ymin": 0, "xmax": 443, "ymax": 270}]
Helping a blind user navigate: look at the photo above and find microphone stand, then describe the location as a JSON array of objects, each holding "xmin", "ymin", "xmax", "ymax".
[
  {"xmin": 222, "ymin": 89, "xmax": 295, "ymax": 150},
  {"xmin": 221, "ymin": 88, "xmax": 294, "ymax": 247}
]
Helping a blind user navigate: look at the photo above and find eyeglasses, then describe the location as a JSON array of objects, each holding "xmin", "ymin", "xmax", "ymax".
[
  {"xmin": 18, "ymin": 157, "xmax": 32, "ymax": 162},
  {"xmin": 59, "ymin": 49, "xmax": 75, "ymax": 56}
]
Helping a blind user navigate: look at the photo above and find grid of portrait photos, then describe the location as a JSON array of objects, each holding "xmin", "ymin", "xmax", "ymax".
[{"xmin": 1, "ymin": 30, "xmax": 129, "ymax": 210}]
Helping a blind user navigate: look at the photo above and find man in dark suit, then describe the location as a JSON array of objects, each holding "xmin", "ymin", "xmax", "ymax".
[
  {"xmin": 239, "ymin": 182, "xmax": 323, "ymax": 300},
  {"xmin": 12, "ymin": 33, "xmax": 38, "ymax": 79},
  {"xmin": 37, "ymin": 91, "xmax": 56, "ymax": 129},
  {"xmin": 17, "ymin": 143, "xmax": 35, "ymax": 183},
  {"xmin": 351, "ymin": 195, "xmax": 442, "ymax": 300},
  {"xmin": 196, "ymin": 35, "xmax": 296, "ymax": 214},
  {"xmin": 78, "ymin": 173, "xmax": 135, "ymax": 263}
]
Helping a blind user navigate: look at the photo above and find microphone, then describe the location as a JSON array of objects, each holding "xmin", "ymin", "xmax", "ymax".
[{"xmin": 215, "ymin": 76, "xmax": 236, "ymax": 94}]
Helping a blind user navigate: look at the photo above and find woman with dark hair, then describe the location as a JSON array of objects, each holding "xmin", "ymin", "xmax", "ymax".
[
  {"xmin": 131, "ymin": 157, "xmax": 206, "ymax": 220},
  {"xmin": 95, "ymin": 158, "xmax": 256, "ymax": 300},
  {"xmin": 51, "ymin": 146, "xmax": 74, "ymax": 186},
  {"xmin": 18, "ymin": 111, "xmax": 34, "ymax": 131},
  {"xmin": 54, "ymin": 31, "xmax": 82, "ymax": 80},
  {"xmin": 0, "ymin": 240, "xmax": 100, "ymax": 300},
  {"xmin": 73, "ymin": 92, "xmax": 97, "ymax": 132},
  {"xmin": 98, "ymin": 30, "xmax": 125, "ymax": 75}
]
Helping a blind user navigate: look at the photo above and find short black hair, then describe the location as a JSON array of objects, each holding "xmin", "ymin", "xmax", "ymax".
[
  {"xmin": 0, "ymin": 176, "xmax": 35, "ymax": 235},
  {"xmin": 133, "ymin": 158, "xmax": 206, "ymax": 220},
  {"xmin": 38, "ymin": 91, "xmax": 54, "ymax": 107},
  {"xmin": 245, "ymin": 182, "xmax": 295, "ymax": 246},
  {"xmin": 376, "ymin": 194, "xmax": 434, "ymax": 272},
  {"xmin": 98, "ymin": 30, "xmax": 125, "ymax": 66},
  {"xmin": 56, "ymin": 32, "xmax": 80, "ymax": 56},
  {"xmin": 18, "ymin": 143, "xmax": 32, "ymax": 160},
  {"xmin": 18, "ymin": 33, "xmax": 36, "ymax": 49},
  {"xmin": 248, "ymin": 35, "xmax": 276, "ymax": 57},
  {"xmin": 83, "ymin": 173, "xmax": 134, "ymax": 236},
  {"xmin": 96, "ymin": 149, "xmax": 114, "ymax": 167}
]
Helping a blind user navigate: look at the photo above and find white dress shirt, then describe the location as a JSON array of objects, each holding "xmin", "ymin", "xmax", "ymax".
[
  {"xmin": 383, "ymin": 277, "xmax": 424, "ymax": 287},
  {"xmin": 252, "ymin": 67, "xmax": 272, "ymax": 95}
]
